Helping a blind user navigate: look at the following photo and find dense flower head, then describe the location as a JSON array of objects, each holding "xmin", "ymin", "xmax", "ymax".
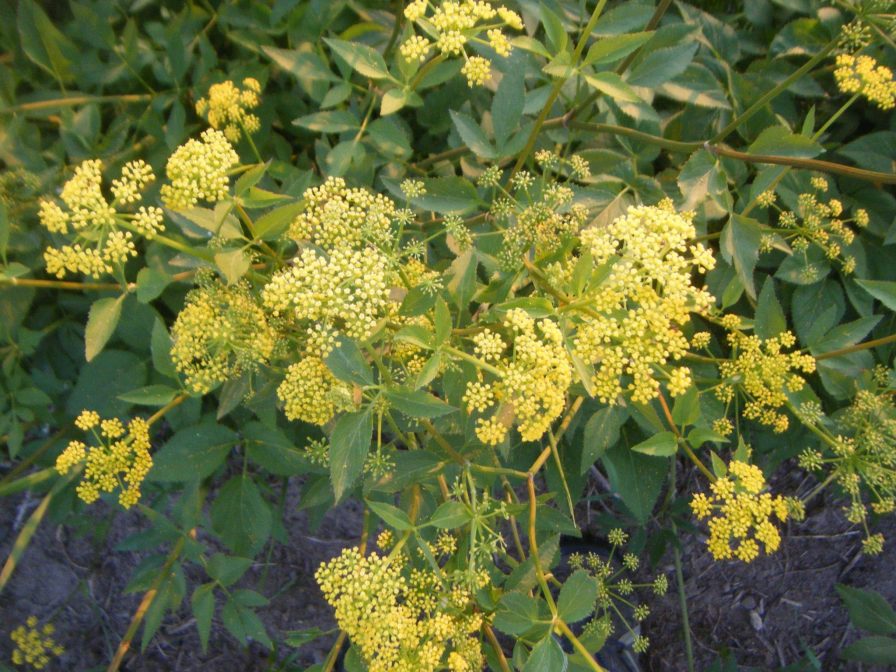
[
  {"xmin": 289, "ymin": 177, "xmax": 397, "ymax": 249},
  {"xmin": 498, "ymin": 180, "xmax": 589, "ymax": 260},
  {"xmin": 278, "ymin": 357, "xmax": 353, "ymax": 425},
  {"xmin": 10, "ymin": 616, "xmax": 64, "ymax": 670},
  {"xmin": 262, "ymin": 245, "xmax": 393, "ymax": 345},
  {"xmin": 691, "ymin": 460, "xmax": 789, "ymax": 562},
  {"xmin": 717, "ymin": 330, "xmax": 815, "ymax": 433},
  {"xmin": 171, "ymin": 280, "xmax": 278, "ymax": 394},
  {"xmin": 315, "ymin": 548, "xmax": 483, "ymax": 672},
  {"xmin": 55, "ymin": 411, "xmax": 152, "ymax": 509},
  {"xmin": 463, "ymin": 309, "xmax": 572, "ymax": 445},
  {"xmin": 834, "ymin": 53, "xmax": 896, "ymax": 110},
  {"xmin": 161, "ymin": 129, "xmax": 239, "ymax": 209},
  {"xmin": 38, "ymin": 159, "xmax": 161, "ymax": 278},
  {"xmin": 572, "ymin": 200, "xmax": 715, "ymax": 404},
  {"xmin": 195, "ymin": 78, "xmax": 262, "ymax": 141},
  {"xmin": 400, "ymin": 0, "xmax": 522, "ymax": 87}
]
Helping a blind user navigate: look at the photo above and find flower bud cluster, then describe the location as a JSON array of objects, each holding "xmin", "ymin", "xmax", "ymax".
[
  {"xmin": 573, "ymin": 200, "xmax": 715, "ymax": 404},
  {"xmin": 717, "ymin": 330, "xmax": 815, "ymax": 433},
  {"xmin": 195, "ymin": 78, "xmax": 262, "ymax": 141},
  {"xmin": 278, "ymin": 357, "xmax": 353, "ymax": 425},
  {"xmin": 39, "ymin": 159, "xmax": 162, "ymax": 278},
  {"xmin": 315, "ymin": 547, "xmax": 483, "ymax": 672},
  {"xmin": 10, "ymin": 616, "xmax": 64, "ymax": 670},
  {"xmin": 834, "ymin": 52, "xmax": 896, "ymax": 110},
  {"xmin": 690, "ymin": 460, "xmax": 789, "ymax": 562},
  {"xmin": 161, "ymin": 128, "xmax": 239, "ymax": 209},
  {"xmin": 171, "ymin": 280, "xmax": 277, "ymax": 394},
  {"xmin": 463, "ymin": 309, "xmax": 571, "ymax": 445},
  {"xmin": 55, "ymin": 410, "xmax": 152, "ymax": 509},
  {"xmin": 400, "ymin": 1, "xmax": 523, "ymax": 86}
]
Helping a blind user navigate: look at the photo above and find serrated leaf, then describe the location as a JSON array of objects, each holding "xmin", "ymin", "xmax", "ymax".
[
  {"xmin": 207, "ymin": 554, "xmax": 254, "ymax": 587},
  {"xmin": 293, "ymin": 110, "xmax": 360, "ymax": 133},
  {"xmin": 493, "ymin": 592, "xmax": 542, "ymax": 636},
  {"xmin": 85, "ymin": 295, "xmax": 125, "ymax": 362},
  {"xmin": 191, "ymin": 583, "xmax": 215, "ymax": 653},
  {"xmin": 631, "ymin": 431, "xmax": 678, "ymax": 457},
  {"xmin": 583, "ymin": 71, "xmax": 641, "ymax": 103},
  {"xmin": 324, "ymin": 37, "xmax": 391, "ymax": 80},
  {"xmin": 253, "ymin": 201, "xmax": 304, "ymax": 240},
  {"xmin": 721, "ymin": 214, "xmax": 762, "ymax": 299},
  {"xmin": 149, "ymin": 422, "xmax": 238, "ymax": 482},
  {"xmin": 492, "ymin": 67, "xmax": 524, "ymax": 147},
  {"xmin": 581, "ymin": 406, "xmax": 628, "ymax": 473},
  {"xmin": 602, "ymin": 442, "xmax": 669, "ymax": 524},
  {"xmin": 211, "ymin": 475, "xmax": 272, "ymax": 557},
  {"xmin": 449, "ymin": 110, "xmax": 495, "ymax": 160},
  {"xmin": 262, "ymin": 46, "xmax": 337, "ymax": 82},
  {"xmin": 243, "ymin": 422, "xmax": 307, "ymax": 476},
  {"xmin": 329, "ymin": 409, "xmax": 373, "ymax": 502},
  {"xmin": 136, "ymin": 268, "xmax": 170, "ymax": 303},
  {"xmin": 855, "ymin": 279, "xmax": 896, "ymax": 312},
  {"xmin": 558, "ymin": 570, "xmax": 599, "ymax": 623},
  {"xmin": 326, "ymin": 336, "xmax": 374, "ymax": 386},
  {"xmin": 584, "ymin": 31, "xmax": 653, "ymax": 66},
  {"xmin": 214, "ymin": 249, "xmax": 250, "ymax": 285},
  {"xmin": 366, "ymin": 499, "xmax": 413, "ymax": 531},
  {"xmin": 427, "ymin": 501, "xmax": 471, "ymax": 528},
  {"xmin": 755, "ymin": 277, "xmax": 786, "ymax": 339},
  {"xmin": 748, "ymin": 126, "xmax": 822, "ymax": 159},
  {"xmin": 221, "ymin": 600, "xmax": 272, "ymax": 650},
  {"xmin": 17, "ymin": 0, "xmax": 75, "ymax": 83},
  {"xmin": 524, "ymin": 636, "xmax": 567, "ymax": 672},
  {"xmin": 385, "ymin": 389, "xmax": 456, "ymax": 418},
  {"xmin": 117, "ymin": 384, "xmax": 177, "ymax": 406},
  {"xmin": 628, "ymin": 43, "xmax": 698, "ymax": 88},
  {"xmin": 841, "ymin": 636, "xmax": 896, "ymax": 665}
]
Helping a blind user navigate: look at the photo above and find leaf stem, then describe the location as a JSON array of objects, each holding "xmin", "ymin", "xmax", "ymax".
[
  {"xmin": 814, "ymin": 332, "xmax": 896, "ymax": 360},
  {"xmin": 555, "ymin": 618, "xmax": 608, "ymax": 672}
]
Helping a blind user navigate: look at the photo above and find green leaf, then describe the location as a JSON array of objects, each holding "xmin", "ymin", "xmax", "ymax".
[
  {"xmin": 17, "ymin": 0, "xmax": 75, "ymax": 84},
  {"xmin": 117, "ymin": 384, "xmax": 177, "ymax": 407},
  {"xmin": 326, "ymin": 336, "xmax": 374, "ymax": 386},
  {"xmin": 191, "ymin": 583, "xmax": 215, "ymax": 653},
  {"xmin": 394, "ymin": 324, "xmax": 434, "ymax": 349},
  {"xmin": 211, "ymin": 475, "xmax": 272, "ymax": 557},
  {"xmin": 628, "ymin": 43, "xmax": 698, "ymax": 88},
  {"xmin": 329, "ymin": 409, "xmax": 373, "ymax": 502},
  {"xmin": 135, "ymin": 268, "xmax": 170, "ymax": 303},
  {"xmin": 841, "ymin": 636, "xmax": 896, "ymax": 665},
  {"xmin": 748, "ymin": 126, "xmax": 822, "ymax": 159},
  {"xmin": 584, "ymin": 31, "xmax": 653, "ymax": 66},
  {"xmin": 583, "ymin": 72, "xmax": 641, "ymax": 103},
  {"xmin": 631, "ymin": 431, "xmax": 678, "ymax": 457},
  {"xmin": 149, "ymin": 422, "xmax": 238, "ymax": 482},
  {"xmin": 433, "ymin": 298, "xmax": 451, "ymax": 345},
  {"xmin": 324, "ymin": 38, "xmax": 392, "ymax": 80},
  {"xmin": 558, "ymin": 570, "xmax": 599, "ymax": 623},
  {"xmin": 293, "ymin": 110, "xmax": 360, "ymax": 133},
  {"xmin": 721, "ymin": 214, "xmax": 763, "ymax": 299},
  {"xmin": 243, "ymin": 422, "xmax": 307, "ymax": 476},
  {"xmin": 85, "ymin": 295, "xmax": 125, "ymax": 362},
  {"xmin": 755, "ymin": 277, "xmax": 786, "ymax": 339},
  {"xmin": 207, "ymin": 554, "xmax": 254, "ymax": 587},
  {"xmin": 407, "ymin": 176, "xmax": 480, "ymax": 215},
  {"xmin": 366, "ymin": 499, "xmax": 413, "ymax": 531},
  {"xmin": 602, "ymin": 442, "xmax": 669, "ymax": 524},
  {"xmin": 284, "ymin": 627, "xmax": 328, "ymax": 648},
  {"xmin": 214, "ymin": 249, "xmax": 250, "ymax": 285},
  {"xmin": 262, "ymin": 46, "xmax": 338, "ymax": 81},
  {"xmin": 493, "ymin": 592, "xmax": 542, "ymax": 636},
  {"xmin": 381, "ymin": 88, "xmax": 412, "ymax": 115},
  {"xmin": 385, "ymin": 389, "xmax": 456, "ymax": 418},
  {"xmin": 221, "ymin": 599, "xmax": 273, "ymax": 650},
  {"xmin": 447, "ymin": 248, "xmax": 479, "ymax": 311},
  {"xmin": 492, "ymin": 68, "xmax": 524, "ymax": 147},
  {"xmin": 671, "ymin": 386, "xmax": 700, "ymax": 427},
  {"xmin": 688, "ymin": 427, "xmax": 730, "ymax": 449},
  {"xmin": 811, "ymin": 316, "xmax": 881, "ymax": 355},
  {"xmin": 678, "ymin": 149, "xmax": 726, "ymax": 210},
  {"xmin": 837, "ymin": 584, "xmax": 896, "ymax": 635},
  {"xmin": 855, "ymin": 279, "xmax": 896, "ymax": 312},
  {"xmin": 427, "ymin": 501, "xmax": 471, "ymax": 528},
  {"xmin": 581, "ymin": 406, "xmax": 628, "ymax": 473},
  {"xmin": 253, "ymin": 201, "xmax": 304, "ymax": 240},
  {"xmin": 449, "ymin": 110, "xmax": 496, "ymax": 160},
  {"xmin": 524, "ymin": 636, "xmax": 567, "ymax": 672}
]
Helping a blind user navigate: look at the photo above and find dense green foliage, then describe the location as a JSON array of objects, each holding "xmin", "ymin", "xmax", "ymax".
[{"xmin": 1, "ymin": 0, "xmax": 895, "ymax": 670}]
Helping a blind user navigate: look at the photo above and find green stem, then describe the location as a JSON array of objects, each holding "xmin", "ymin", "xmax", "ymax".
[
  {"xmin": 568, "ymin": 121, "xmax": 703, "ymax": 153},
  {"xmin": 711, "ymin": 40, "xmax": 837, "ymax": 143},
  {"xmin": 507, "ymin": 0, "xmax": 610, "ymax": 182},
  {"xmin": 1, "ymin": 94, "xmax": 153, "ymax": 114},
  {"xmin": 814, "ymin": 332, "xmax": 896, "ymax": 360},
  {"xmin": 672, "ymin": 527, "xmax": 696, "ymax": 672},
  {"xmin": 556, "ymin": 619, "xmax": 608, "ymax": 672},
  {"xmin": 0, "ymin": 467, "xmax": 57, "ymax": 497},
  {"xmin": 0, "ymin": 277, "xmax": 129, "ymax": 292},
  {"xmin": 442, "ymin": 345, "xmax": 504, "ymax": 377}
]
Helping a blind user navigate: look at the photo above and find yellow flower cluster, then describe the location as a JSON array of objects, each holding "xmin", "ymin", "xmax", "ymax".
[
  {"xmin": 39, "ymin": 160, "xmax": 162, "ymax": 278},
  {"xmin": 462, "ymin": 308, "xmax": 572, "ymax": 445},
  {"xmin": 161, "ymin": 129, "xmax": 239, "ymax": 209},
  {"xmin": 263, "ymin": 245, "xmax": 392, "ymax": 345},
  {"xmin": 717, "ymin": 330, "xmax": 815, "ymax": 433},
  {"xmin": 277, "ymin": 357, "xmax": 352, "ymax": 425},
  {"xmin": 289, "ymin": 176, "xmax": 397, "ymax": 249},
  {"xmin": 573, "ymin": 200, "xmax": 715, "ymax": 404},
  {"xmin": 834, "ymin": 53, "xmax": 896, "ymax": 110},
  {"xmin": 171, "ymin": 280, "xmax": 277, "ymax": 394},
  {"xmin": 690, "ymin": 460, "xmax": 789, "ymax": 562},
  {"xmin": 10, "ymin": 617, "xmax": 63, "ymax": 670},
  {"xmin": 195, "ymin": 77, "xmax": 262, "ymax": 141},
  {"xmin": 316, "ymin": 548, "xmax": 483, "ymax": 672},
  {"xmin": 55, "ymin": 411, "xmax": 152, "ymax": 509},
  {"xmin": 400, "ymin": 1, "xmax": 523, "ymax": 86}
]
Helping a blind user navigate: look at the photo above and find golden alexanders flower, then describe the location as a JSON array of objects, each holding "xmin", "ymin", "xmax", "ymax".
[
  {"xmin": 277, "ymin": 356, "xmax": 353, "ymax": 426},
  {"xmin": 170, "ymin": 280, "xmax": 277, "ymax": 394},
  {"xmin": 55, "ymin": 410, "xmax": 152, "ymax": 509},
  {"xmin": 834, "ymin": 52, "xmax": 896, "ymax": 110},
  {"xmin": 316, "ymin": 547, "xmax": 483, "ymax": 672},
  {"xmin": 691, "ymin": 460, "xmax": 789, "ymax": 562},
  {"xmin": 195, "ymin": 77, "xmax": 262, "ymax": 141},
  {"xmin": 161, "ymin": 128, "xmax": 239, "ymax": 209},
  {"xmin": 573, "ymin": 200, "xmax": 715, "ymax": 404},
  {"xmin": 39, "ymin": 159, "xmax": 162, "ymax": 278},
  {"xmin": 10, "ymin": 616, "xmax": 64, "ymax": 670}
]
